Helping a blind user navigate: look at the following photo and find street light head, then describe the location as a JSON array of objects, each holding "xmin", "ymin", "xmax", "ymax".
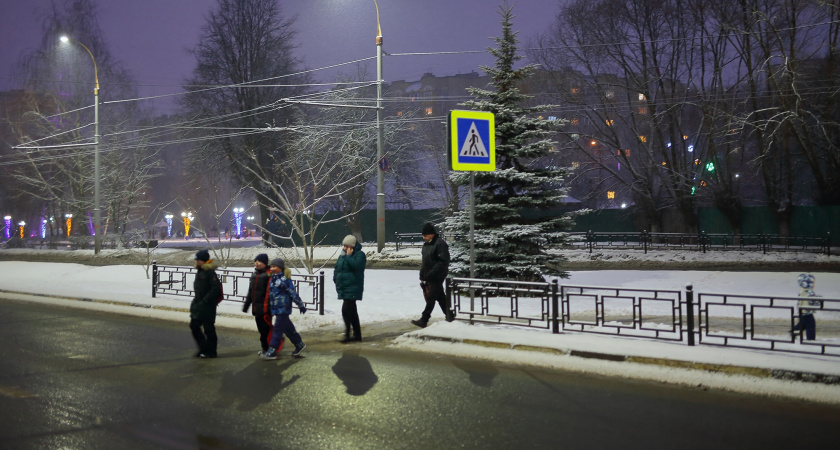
[{"xmin": 60, "ymin": 35, "xmax": 69, "ymax": 43}]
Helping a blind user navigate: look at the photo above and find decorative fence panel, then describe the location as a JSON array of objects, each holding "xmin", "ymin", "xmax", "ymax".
[
  {"xmin": 447, "ymin": 276, "xmax": 840, "ymax": 357},
  {"xmin": 152, "ymin": 262, "xmax": 326, "ymax": 315}
]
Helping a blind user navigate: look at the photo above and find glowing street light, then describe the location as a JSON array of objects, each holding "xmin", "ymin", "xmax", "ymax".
[
  {"xmin": 60, "ymin": 35, "xmax": 102, "ymax": 254},
  {"xmin": 65, "ymin": 214, "xmax": 73, "ymax": 237},
  {"xmin": 181, "ymin": 212, "xmax": 193, "ymax": 239},
  {"xmin": 232, "ymin": 207, "xmax": 244, "ymax": 236},
  {"xmin": 164, "ymin": 214, "xmax": 174, "ymax": 237}
]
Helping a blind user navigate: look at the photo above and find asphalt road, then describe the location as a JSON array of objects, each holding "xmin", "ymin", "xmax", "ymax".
[{"xmin": 1, "ymin": 299, "xmax": 838, "ymax": 450}]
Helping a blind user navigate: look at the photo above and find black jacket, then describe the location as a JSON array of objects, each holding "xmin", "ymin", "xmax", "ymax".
[
  {"xmin": 420, "ymin": 235, "xmax": 450, "ymax": 284},
  {"xmin": 190, "ymin": 260, "xmax": 221, "ymax": 321},
  {"xmin": 244, "ymin": 268, "xmax": 271, "ymax": 315}
]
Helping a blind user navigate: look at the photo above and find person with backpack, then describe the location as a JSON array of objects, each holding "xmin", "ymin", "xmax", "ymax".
[
  {"xmin": 190, "ymin": 249, "xmax": 222, "ymax": 358},
  {"xmin": 261, "ymin": 258, "xmax": 307, "ymax": 360},
  {"xmin": 241, "ymin": 253, "xmax": 282, "ymax": 356}
]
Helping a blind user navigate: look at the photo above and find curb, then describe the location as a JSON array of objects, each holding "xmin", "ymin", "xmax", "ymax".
[{"xmin": 416, "ymin": 334, "xmax": 840, "ymax": 385}]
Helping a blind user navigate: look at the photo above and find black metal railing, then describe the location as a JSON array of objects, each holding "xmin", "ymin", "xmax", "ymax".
[
  {"xmin": 151, "ymin": 262, "xmax": 326, "ymax": 315},
  {"xmin": 565, "ymin": 231, "xmax": 832, "ymax": 255},
  {"xmin": 447, "ymin": 276, "xmax": 840, "ymax": 357},
  {"xmin": 394, "ymin": 232, "xmax": 465, "ymax": 251}
]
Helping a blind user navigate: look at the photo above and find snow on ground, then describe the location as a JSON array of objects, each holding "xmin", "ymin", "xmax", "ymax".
[{"xmin": 1, "ymin": 246, "xmax": 839, "ymax": 405}]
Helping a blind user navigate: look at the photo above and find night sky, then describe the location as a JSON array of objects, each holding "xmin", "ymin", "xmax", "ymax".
[{"xmin": 1, "ymin": 0, "xmax": 560, "ymax": 114}]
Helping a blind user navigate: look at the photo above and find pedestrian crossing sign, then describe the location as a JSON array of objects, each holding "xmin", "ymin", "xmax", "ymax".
[{"xmin": 449, "ymin": 110, "xmax": 495, "ymax": 172}]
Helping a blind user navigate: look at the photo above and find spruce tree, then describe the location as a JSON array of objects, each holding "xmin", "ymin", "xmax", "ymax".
[{"xmin": 444, "ymin": 4, "xmax": 575, "ymax": 281}]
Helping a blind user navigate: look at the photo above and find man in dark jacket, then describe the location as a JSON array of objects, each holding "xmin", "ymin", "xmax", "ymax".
[
  {"xmin": 242, "ymin": 253, "xmax": 281, "ymax": 355},
  {"xmin": 411, "ymin": 223, "xmax": 455, "ymax": 328},
  {"xmin": 190, "ymin": 249, "xmax": 222, "ymax": 358}
]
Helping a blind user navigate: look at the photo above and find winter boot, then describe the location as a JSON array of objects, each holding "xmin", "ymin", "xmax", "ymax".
[
  {"xmin": 260, "ymin": 347, "xmax": 278, "ymax": 360},
  {"xmin": 340, "ymin": 335, "xmax": 362, "ymax": 344},
  {"xmin": 411, "ymin": 319, "xmax": 428, "ymax": 328},
  {"xmin": 445, "ymin": 311, "xmax": 456, "ymax": 322},
  {"xmin": 292, "ymin": 342, "xmax": 306, "ymax": 357}
]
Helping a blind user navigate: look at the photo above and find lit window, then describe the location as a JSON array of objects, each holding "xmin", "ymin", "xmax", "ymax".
[
  {"xmin": 638, "ymin": 93, "xmax": 646, "ymax": 101},
  {"xmin": 425, "ymin": 107, "xmax": 433, "ymax": 115},
  {"xmin": 605, "ymin": 119, "xmax": 614, "ymax": 127},
  {"xmin": 617, "ymin": 149, "xmax": 630, "ymax": 157},
  {"xmin": 638, "ymin": 107, "xmax": 647, "ymax": 114},
  {"xmin": 570, "ymin": 118, "xmax": 579, "ymax": 126},
  {"xmin": 571, "ymin": 161, "xmax": 580, "ymax": 169},
  {"xmin": 570, "ymin": 88, "xmax": 579, "ymax": 94},
  {"xmin": 639, "ymin": 135, "xmax": 647, "ymax": 143},
  {"xmin": 605, "ymin": 90, "xmax": 614, "ymax": 99},
  {"xmin": 590, "ymin": 140, "xmax": 598, "ymax": 146},
  {"xmin": 397, "ymin": 111, "xmax": 403, "ymax": 116},
  {"xmin": 607, "ymin": 191, "xmax": 615, "ymax": 199},
  {"xmin": 661, "ymin": 161, "xmax": 667, "ymax": 166}
]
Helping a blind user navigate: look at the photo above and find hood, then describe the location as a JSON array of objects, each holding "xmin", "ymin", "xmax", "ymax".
[{"xmin": 198, "ymin": 260, "xmax": 219, "ymax": 271}]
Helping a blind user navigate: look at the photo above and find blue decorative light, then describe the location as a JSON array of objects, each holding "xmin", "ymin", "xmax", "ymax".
[
  {"xmin": 165, "ymin": 214, "xmax": 173, "ymax": 237},
  {"xmin": 3, "ymin": 216, "xmax": 10, "ymax": 239},
  {"xmin": 233, "ymin": 208, "xmax": 244, "ymax": 236}
]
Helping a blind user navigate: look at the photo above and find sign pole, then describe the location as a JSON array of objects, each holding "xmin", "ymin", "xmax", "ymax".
[{"xmin": 470, "ymin": 171, "xmax": 475, "ymax": 313}]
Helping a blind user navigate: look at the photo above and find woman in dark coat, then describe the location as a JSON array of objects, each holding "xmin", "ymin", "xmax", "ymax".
[{"xmin": 333, "ymin": 235, "xmax": 366, "ymax": 343}]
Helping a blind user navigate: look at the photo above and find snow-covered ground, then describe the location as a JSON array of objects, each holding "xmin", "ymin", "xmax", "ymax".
[{"xmin": 1, "ymin": 245, "xmax": 839, "ymax": 405}]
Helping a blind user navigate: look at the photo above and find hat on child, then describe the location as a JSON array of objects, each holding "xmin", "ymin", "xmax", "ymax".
[
  {"xmin": 254, "ymin": 253, "xmax": 269, "ymax": 265},
  {"xmin": 194, "ymin": 249, "xmax": 210, "ymax": 262},
  {"xmin": 798, "ymin": 273, "xmax": 815, "ymax": 289},
  {"xmin": 342, "ymin": 235, "xmax": 357, "ymax": 247},
  {"xmin": 269, "ymin": 258, "xmax": 285, "ymax": 269}
]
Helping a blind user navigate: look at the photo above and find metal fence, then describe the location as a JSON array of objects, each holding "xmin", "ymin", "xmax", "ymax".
[
  {"xmin": 151, "ymin": 262, "xmax": 326, "ymax": 315},
  {"xmin": 448, "ymin": 276, "xmax": 840, "ymax": 357},
  {"xmin": 566, "ymin": 231, "xmax": 832, "ymax": 255}
]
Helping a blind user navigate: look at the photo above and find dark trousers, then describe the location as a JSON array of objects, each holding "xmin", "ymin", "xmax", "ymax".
[
  {"xmin": 421, "ymin": 282, "xmax": 451, "ymax": 321},
  {"xmin": 342, "ymin": 300, "xmax": 361, "ymax": 338},
  {"xmin": 793, "ymin": 313, "xmax": 816, "ymax": 340},
  {"xmin": 255, "ymin": 314, "xmax": 275, "ymax": 351},
  {"xmin": 269, "ymin": 314, "xmax": 302, "ymax": 349},
  {"xmin": 189, "ymin": 318, "xmax": 217, "ymax": 355}
]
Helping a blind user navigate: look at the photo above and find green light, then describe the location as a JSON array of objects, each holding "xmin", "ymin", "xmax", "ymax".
[
  {"xmin": 691, "ymin": 186, "xmax": 696, "ymax": 195},
  {"xmin": 706, "ymin": 161, "xmax": 715, "ymax": 172}
]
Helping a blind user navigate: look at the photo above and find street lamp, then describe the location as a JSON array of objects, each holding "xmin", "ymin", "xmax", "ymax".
[
  {"xmin": 374, "ymin": 0, "xmax": 385, "ymax": 252},
  {"xmin": 181, "ymin": 212, "xmax": 193, "ymax": 239},
  {"xmin": 65, "ymin": 214, "xmax": 73, "ymax": 237},
  {"xmin": 164, "ymin": 214, "xmax": 174, "ymax": 237},
  {"xmin": 60, "ymin": 35, "xmax": 101, "ymax": 254},
  {"xmin": 233, "ymin": 208, "xmax": 244, "ymax": 237}
]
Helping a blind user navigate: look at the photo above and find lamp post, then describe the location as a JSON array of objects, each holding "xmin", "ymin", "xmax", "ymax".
[
  {"xmin": 233, "ymin": 208, "xmax": 244, "ymax": 237},
  {"xmin": 60, "ymin": 35, "xmax": 101, "ymax": 254},
  {"xmin": 181, "ymin": 212, "xmax": 193, "ymax": 239},
  {"xmin": 374, "ymin": 0, "xmax": 385, "ymax": 252},
  {"xmin": 164, "ymin": 214, "xmax": 174, "ymax": 238}
]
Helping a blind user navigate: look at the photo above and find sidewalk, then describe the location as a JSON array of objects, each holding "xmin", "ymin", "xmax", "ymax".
[{"xmin": 0, "ymin": 260, "xmax": 839, "ymax": 404}]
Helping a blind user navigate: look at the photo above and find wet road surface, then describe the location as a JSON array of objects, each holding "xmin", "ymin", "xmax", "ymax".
[{"xmin": 1, "ymin": 299, "xmax": 839, "ymax": 449}]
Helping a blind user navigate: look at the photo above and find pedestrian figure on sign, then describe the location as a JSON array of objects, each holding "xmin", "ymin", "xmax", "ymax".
[
  {"xmin": 411, "ymin": 223, "xmax": 455, "ymax": 328},
  {"xmin": 468, "ymin": 130, "xmax": 479, "ymax": 155},
  {"xmin": 791, "ymin": 273, "xmax": 822, "ymax": 341}
]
